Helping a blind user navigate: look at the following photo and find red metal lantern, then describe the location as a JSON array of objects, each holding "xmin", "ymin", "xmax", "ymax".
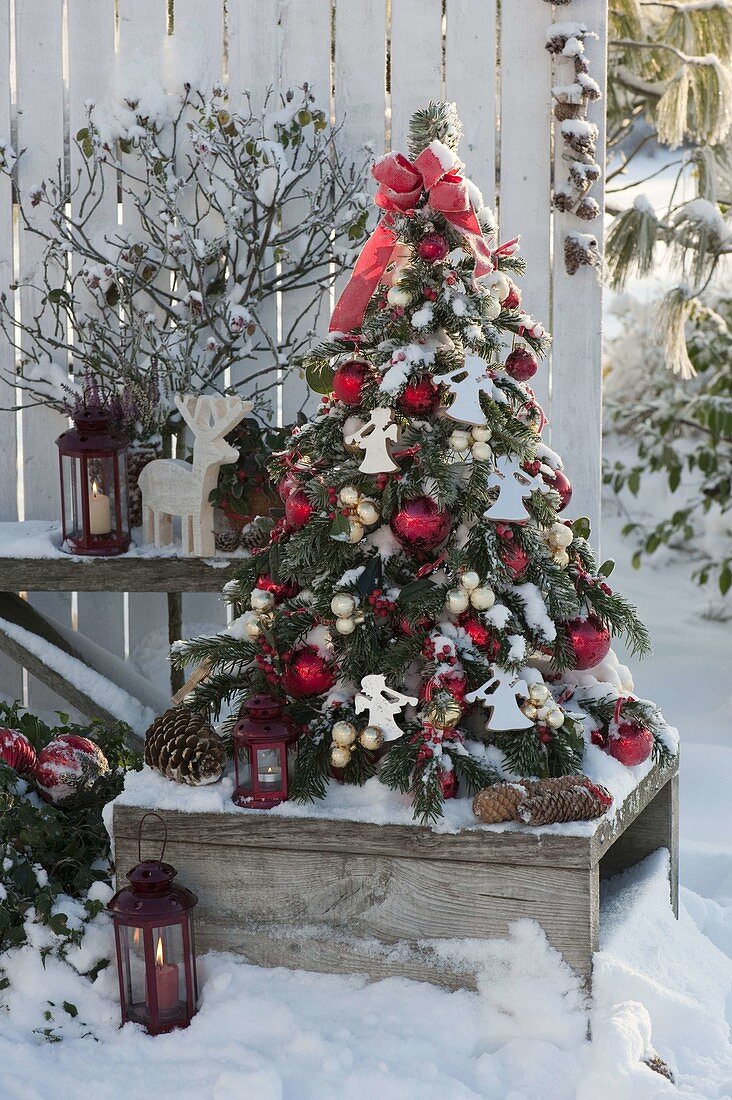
[
  {"xmin": 233, "ymin": 694, "xmax": 298, "ymax": 809},
  {"xmin": 107, "ymin": 813, "xmax": 198, "ymax": 1035},
  {"xmin": 56, "ymin": 410, "xmax": 131, "ymax": 555}
]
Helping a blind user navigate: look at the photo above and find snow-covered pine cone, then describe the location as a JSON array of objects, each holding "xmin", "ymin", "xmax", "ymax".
[{"xmin": 144, "ymin": 707, "xmax": 225, "ymax": 786}]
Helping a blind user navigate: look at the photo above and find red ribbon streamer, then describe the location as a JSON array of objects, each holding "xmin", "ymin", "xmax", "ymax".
[{"xmin": 329, "ymin": 143, "xmax": 495, "ymax": 334}]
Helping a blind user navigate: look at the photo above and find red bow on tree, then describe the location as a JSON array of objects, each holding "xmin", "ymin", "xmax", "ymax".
[{"xmin": 329, "ymin": 142, "xmax": 495, "ymax": 334}]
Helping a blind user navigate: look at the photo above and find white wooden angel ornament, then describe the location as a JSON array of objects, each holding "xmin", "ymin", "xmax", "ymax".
[
  {"xmin": 466, "ymin": 667, "xmax": 534, "ymax": 731},
  {"xmin": 484, "ymin": 456, "xmax": 538, "ymax": 522},
  {"xmin": 139, "ymin": 394, "xmax": 250, "ymax": 556},
  {"xmin": 354, "ymin": 674, "xmax": 418, "ymax": 742},
  {"xmin": 344, "ymin": 407, "xmax": 399, "ymax": 473},
  {"xmin": 442, "ymin": 353, "xmax": 493, "ymax": 425}
]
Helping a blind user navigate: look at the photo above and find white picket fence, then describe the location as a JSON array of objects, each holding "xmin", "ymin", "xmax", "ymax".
[{"xmin": 0, "ymin": 0, "xmax": 607, "ymax": 714}]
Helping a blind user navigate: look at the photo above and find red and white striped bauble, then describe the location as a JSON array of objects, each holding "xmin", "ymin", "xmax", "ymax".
[
  {"xmin": 35, "ymin": 734, "xmax": 109, "ymax": 806},
  {"xmin": 0, "ymin": 727, "xmax": 38, "ymax": 775}
]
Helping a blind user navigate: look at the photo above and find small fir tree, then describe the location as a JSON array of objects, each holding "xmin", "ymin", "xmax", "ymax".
[{"xmin": 175, "ymin": 103, "xmax": 675, "ymax": 824}]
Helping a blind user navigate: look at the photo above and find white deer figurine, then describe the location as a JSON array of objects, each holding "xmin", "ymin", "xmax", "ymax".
[{"xmin": 139, "ymin": 394, "xmax": 251, "ymax": 556}]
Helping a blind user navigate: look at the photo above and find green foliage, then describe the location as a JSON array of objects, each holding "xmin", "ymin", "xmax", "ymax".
[
  {"xmin": 208, "ymin": 417, "xmax": 286, "ymax": 517},
  {"xmin": 605, "ymin": 297, "xmax": 732, "ymax": 595},
  {"xmin": 0, "ymin": 702, "xmax": 141, "ymax": 973}
]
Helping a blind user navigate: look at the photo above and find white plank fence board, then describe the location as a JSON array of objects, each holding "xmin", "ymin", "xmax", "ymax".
[
  {"xmin": 550, "ymin": 0, "xmax": 607, "ymax": 543},
  {"xmin": 499, "ymin": 0, "xmax": 554, "ymax": 424},
  {"xmin": 445, "ymin": 0, "xmax": 497, "ymax": 207},
  {"xmin": 389, "ymin": 0, "xmax": 443, "ymax": 153}
]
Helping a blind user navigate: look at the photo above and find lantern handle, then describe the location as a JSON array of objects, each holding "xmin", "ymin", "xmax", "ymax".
[{"xmin": 137, "ymin": 811, "xmax": 168, "ymax": 864}]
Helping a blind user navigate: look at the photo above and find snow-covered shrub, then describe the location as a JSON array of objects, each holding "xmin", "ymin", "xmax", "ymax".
[
  {"xmin": 0, "ymin": 85, "xmax": 369, "ymax": 437},
  {"xmin": 0, "ymin": 704, "xmax": 140, "ymax": 991},
  {"xmin": 604, "ymin": 294, "xmax": 732, "ymax": 596}
]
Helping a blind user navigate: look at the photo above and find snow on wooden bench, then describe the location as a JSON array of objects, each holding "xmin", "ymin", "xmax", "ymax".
[{"xmin": 111, "ymin": 757, "xmax": 678, "ymax": 989}]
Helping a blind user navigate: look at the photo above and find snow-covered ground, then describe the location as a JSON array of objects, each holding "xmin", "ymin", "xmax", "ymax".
[{"xmin": 1, "ymin": 485, "xmax": 730, "ymax": 1098}]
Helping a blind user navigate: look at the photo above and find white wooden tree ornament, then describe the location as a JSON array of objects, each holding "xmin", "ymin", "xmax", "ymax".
[
  {"xmin": 354, "ymin": 674, "xmax": 418, "ymax": 742},
  {"xmin": 484, "ymin": 456, "xmax": 538, "ymax": 521},
  {"xmin": 344, "ymin": 407, "xmax": 399, "ymax": 473},
  {"xmin": 466, "ymin": 668, "xmax": 534, "ymax": 732},
  {"xmin": 442, "ymin": 353, "xmax": 492, "ymax": 425},
  {"xmin": 138, "ymin": 394, "xmax": 251, "ymax": 556}
]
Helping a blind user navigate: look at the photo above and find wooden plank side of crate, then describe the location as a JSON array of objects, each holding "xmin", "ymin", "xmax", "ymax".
[
  {"xmin": 0, "ymin": 555, "xmax": 239, "ymax": 592},
  {"xmin": 113, "ymin": 820, "xmax": 598, "ymax": 983}
]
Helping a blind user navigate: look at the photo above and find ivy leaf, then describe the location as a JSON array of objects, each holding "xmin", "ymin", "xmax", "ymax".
[
  {"xmin": 572, "ymin": 517, "xmax": 591, "ymax": 541},
  {"xmin": 598, "ymin": 559, "xmax": 615, "ymax": 578},
  {"xmin": 720, "ymin": 564, "xmax": 731, "ymax": 596},
  {"xmin": 357, "ymin": 556, "xmax": 383, "ymax": 597},
  {"xmin": 305, "ymin": 358, "xmax": 335, "ymax": 395},
  {"xmin": 329, "ymin": 512, "xmax": 350, "ymax": 540},
  {"xmin": 63, "ymin": 1001, "xmax": 78, "ymax": 1018},
  {"xmin": 399, "ymin": 578, "xmax": 438, "ymax": 604}
]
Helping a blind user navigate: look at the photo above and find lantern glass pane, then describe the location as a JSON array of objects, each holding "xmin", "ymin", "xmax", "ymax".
[
  {"xmin": 120, "ymin": 924, "xmax": 147, "ymax": 1021},
  {"xmin": 256, "ymin": 746, "xmax": 283, "ymax": 790},
  {"xmin": 62, "ymin": 455, "xmax": 82, "ymax": 539},
  {"xmin": 235, "ymin": 745, "xmax": 252, "ymax": 792},
  {"xmin": 115, "ymin": 452, "xmax": 129, "ymax": 530},
  {"xmin": 151, "ymin": 924, "xmax": 185, "ymax": 1019}
]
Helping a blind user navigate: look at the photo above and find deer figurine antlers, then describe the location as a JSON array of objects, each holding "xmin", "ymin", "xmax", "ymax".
[{"xmin": 138, "ymin": 394, "xmax": 251, "ymax": 556}]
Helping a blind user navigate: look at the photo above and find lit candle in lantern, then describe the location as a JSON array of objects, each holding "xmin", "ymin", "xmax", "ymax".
[
  {"xmin": 88, "ymin": 480, "xmax": 112, "ymax": 535},
  {"xmin": 258, "ymin": 764, "xmax": 282, "ymax": 786},
  {"xmin": 154, "ymin": 935, "xmax": 179, "ymax": 1014}
]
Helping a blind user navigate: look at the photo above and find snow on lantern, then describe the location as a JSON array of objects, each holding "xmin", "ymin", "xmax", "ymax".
[
  {"xmin": 107, "ymin": 813, "xmax": 198, "ymax": 1035},
  {"xmin": 233, "ymin": 694, "xmax": 298, "ymax": 809},
  {"xmin": 56, "ymin": 408, "xmax": 131, "ymax": 555}
]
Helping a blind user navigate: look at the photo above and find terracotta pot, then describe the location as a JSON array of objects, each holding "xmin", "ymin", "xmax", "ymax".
[{"xmin": 218, "ymin": 486, "xmax": 278, "ymax": 532}]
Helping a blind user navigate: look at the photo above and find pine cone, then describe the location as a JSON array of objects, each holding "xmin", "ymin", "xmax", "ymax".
[
  {"xmin": 644, "ymin": 1055, "xmax": 674, "ymax": 1083},
  {"xmin": 215, "ymin": 528, "xmax": 240, "ymax": 553},
  {"xmin": 554, "ymin": 101, "xmax": 581, "ymax": 122},
  {"xmin": 144, "ymin": 707, "xmax": 225, "ymax": 786},
  {"xmin": 472, "ymin": 782, "xmax": 527, "ymax": 824},
  {"xmin": 517, "ymin": 781, "xmax": 612, "ymax": 826},
  {"xmin": 576, "ymin": 196, "xmax": 601, "ymax": 221},
  {"xmin": 239, "ymin": 516, "xmax": 274, "ymax": 551}
]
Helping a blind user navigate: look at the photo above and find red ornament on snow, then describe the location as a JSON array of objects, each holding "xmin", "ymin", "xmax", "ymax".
[
  {"xmin": 565, "ymin": 615, "xmax": 611, "ymax": 671},
  {"xmin": 284, "ymin": 489, "xmax": 314, "ymax": 529},
  {"xmin": 504, "ymin": 347, "xmax": 538, "ymax": 382},
  {"xmin": 0, "ymin": 728, "xmax": 37, "ymax": 775},
  {"xmin": 396, "ymin": 375, "xmax": 440, "ymax": 416},
  {"xmin": 390, "ymin": 496, "xmax": 451, "ymax": 554},
  {"xmin": 277, "ymin": 471, "xmax": 300, "ymax": 502},
  {"xmin": 608, "ymin": 722, "xmax": 653, "ymax": 767},
  {"xmin": 440, "ymin": 769, "xmax": 458, "ymax": 800},
  {"xmin": 281, "ymin": 647, "xmax": 336, "ymax": 698},
  {"xmin": 332, "ymin": 359, "xmax": 369, "ymax": 406},
  {"xmin": 542, "ymin": 468, "xmax": 573, "ymax": 511},
  {"xmin": 459, "ymin": 615, "xmax": 500, "ymax": 656},
  {"xmin": 500, "ymin": 542, "xmax": 530, "ymax": 580},
  {"xmin": 417, "ymin": 232, "xmax": 449, "ymax": 264},
  {"xmin": 502, "ymin": 279, "xmax": 521, "ymax": 311},
  {"xmin": 35, "ymin": 734, "xmax": 109, "ymax": 806},
  {"xmin": 256, "ymin": 574, "xmax": 300, "ymax": 603}
]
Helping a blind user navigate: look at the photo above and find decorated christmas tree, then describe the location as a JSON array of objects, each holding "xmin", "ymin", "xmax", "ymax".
[{"xmin": 175, "ymin": 102, "xmax": 676, "ymax": 823}]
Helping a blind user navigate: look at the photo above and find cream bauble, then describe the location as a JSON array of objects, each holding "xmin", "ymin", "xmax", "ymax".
[
  {"xmin": 331, "ymin": 592, "xmax": 356, "ymax": 618},
  {"xmin": 387, "ymin": 286, "xmax": 412, "ymax": 307},
  {"xmin": 482, "ymin": 295, "xmax": 501, "ymax": 321},
  {"xmin": 471, "ymin": 441, "xmax": 492, "ymax": 462},
  {"xmin": 335, "ymin": 616, "xmax": 356, "ymax": 635},
  {"xmin": 250, "ymin": 589, "xmax": 275, "ymax": 613},
  {"xmin": 460, "ymin": 570, "xmax": 480, "ymax": 592},
  {"xmin": 529, "ymin": 682, "xmax": 550, "ymax": 704},
  {"xmin": 356, "ymin": 498, "xmax": 380, "ymax": 526},
  {"xmin": 332, "ymin": 721, "xmax": 357, "ymax": 747},
  {"xmin": 471, "ymin": 425, "xmax": 492, "ymax": 442},
  {"xmin": 449, "ymin": 430, "xmax": 471, "ymax": 452},
  {"xmin": 348, "ymin": 519, "xmax": 366, "ymax": 543},
  {"xmin": 522, "ymin": 703, "xmax": 538, "ymax": 720},
  {"xmin": 339, "ymin": 485, "xmax": 360, "ymax": 507},
  {"xmin": 359, "ymin": 725, "xmax": 384, "ymax": 750},
  {"xmin": 552, "ymin": 523, "xmax": 573, "ymax": 549},
  {"xmin": 547, "ymin": 708, "xmax": 565, "ymax": 728},
  {"xmin": 343, "ymin": 416, "xmax": 366, "ymax": 454},
  {"xmin": 330, "ymin": 745, "xmax": 352, "ymax": 768},
  {"xmin": 446, "ymin": 588, "xmax": 470, "ymax": 614},
  {"xmin": 243, "ymin": 612, "xmax": 262, "ymax": 640},
  {"xmin": 424, "ymin": 699, "xmax": 463, "ymax": 729},
  {"xmin": 484, "ymin": 270, "xmax": 509, "ymax": 301},
  {"xmin": 553, "ymin": 549, "xmax": 570, "ymax": 568},
  {"xmin": 469, "ymin": 585, "xmax": 495, "ymax": 610}
]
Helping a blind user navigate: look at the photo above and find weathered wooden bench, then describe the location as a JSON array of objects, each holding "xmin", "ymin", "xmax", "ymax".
[{"xmin": 113, "ymin": 758, "xmax": 678, "ymax": 989}]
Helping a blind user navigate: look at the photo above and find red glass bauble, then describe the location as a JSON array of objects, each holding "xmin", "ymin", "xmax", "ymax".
[
  {"xmin": 332, "ymin": 359, "xmax": 369, "ymax": 406},
  {"xmin": 256, "ymin": 573, "xmax": 300, "ymax": 602},
  {"xmin": 0, "ymin": 727, "xmax": 37, "ymax": 775},
  {"xmin": 396, "ymin": 375, "xmax": 440, "ymax": 416},
  {"xmin": 417, "ymin": 232, "xmax": 449, "ymax": 264},
  {"xmin": 502, "ymin": 279, "xmax": 521, "ymax": 311},
  {"xmin": 419, "ymin": 671, "xmax": 468, "ymax": 706},
  {"xmin": 35, "ymin": 734, "xmax": 109, "ymax": 805},
  {"xmin": 390, "ymin": 496, "xmax": 451, "ymax": 554},
  {"xmin": 439, "ymin": 769, "xmax": 457, "ymax": 799},
  {"xmin": 565, "ymin": 615, "xmax": 611, "ymax": 670},
  {"xmin": 504, "ymin": 347, "xmax": 538, "ymax": 382},
  {"xmin": 394, "ymin": 615, "xmax": 432, "ymax": 638},
  {"xmin": 542, "ymin": 468, "xmax": 572, "ymax": 511},
  {"xmin": 281, "ymin": 647, "xmax": 336, "ymax": 698},
  {"xmin": 284, "ymin": 489, "xmax": 314, "ymax": 529},
  {"xmin": 277, "ymin": 471, "xmax": 300, "ymax": 502},
  {"xmin": 607, "ymin": 722, "xmax": 653, "ymax": 767},
  {"xmin": 459, "ymin": 615, "xmax": 500, "ymax": 656},
  {"xmin": 501, "ymin": 542, "xmax": 530, "ymax": 580}
]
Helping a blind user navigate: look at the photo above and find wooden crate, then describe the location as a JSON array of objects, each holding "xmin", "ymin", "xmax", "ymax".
[{"xmin": 112, "ymin": 760, "xmax": 678, "ymax": 990}]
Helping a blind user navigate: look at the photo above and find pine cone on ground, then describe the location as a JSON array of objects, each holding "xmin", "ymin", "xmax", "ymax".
[
  {"xmin": 473, "ymin": 776, "xmax": 612, "ymax": 827},
  {"xmin": 145, "ymin": 706, "xmax": 225, "ymax": 786}
]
